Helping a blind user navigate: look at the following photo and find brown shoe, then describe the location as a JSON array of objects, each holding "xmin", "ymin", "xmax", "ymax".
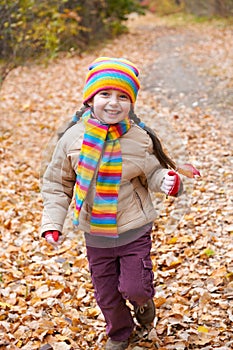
[
  {"xmin": 134, "ymin": 299, "xmax": 156, "ymax": 326},
  {"xmin": 105, "ymin": 338, "xmax": 129, "ymax": 350}
]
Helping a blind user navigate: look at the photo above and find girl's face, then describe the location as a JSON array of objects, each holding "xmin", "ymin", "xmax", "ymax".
[{"xmin": 91, "ymin": 89, "xmax": 131, "ymax": 124}]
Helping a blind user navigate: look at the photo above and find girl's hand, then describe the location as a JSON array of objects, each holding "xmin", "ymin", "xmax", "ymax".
[
  {"xmin": 161, "ymin": 170, "xmax": 181, "ymax": 196},
  {"xmin": 44, "ymin": 230, "xmax": 62, "ymax": 247}
]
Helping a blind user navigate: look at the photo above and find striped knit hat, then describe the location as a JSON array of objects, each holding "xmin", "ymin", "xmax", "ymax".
[{"xmin": 82, "ymin": 57, "xmax": 140, "ymax": 104}]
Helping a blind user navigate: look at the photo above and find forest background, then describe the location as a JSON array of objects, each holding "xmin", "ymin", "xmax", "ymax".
[{"xmin": 1, "ymin": 0, "xmax": 233, "ymax": 83}]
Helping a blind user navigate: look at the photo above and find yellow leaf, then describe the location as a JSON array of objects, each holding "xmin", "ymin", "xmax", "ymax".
[
  {"xmin": 198, "ymin": 325, "xmax": 209, "ymax": 333},
  {"xmin": 169, "ymin": 259, "xmax": 183, "ymax": 268},
  {"xmin": 167, "ymin": 236, "xmax": 178, "ymax": 244},
  {"xmin": 16, "ymin": 340, "xmax": 23, "ymax": 347},
  {"xmin": 226, "ymin": 272, "xmax": 233, "ymax": 280},
  {"xmin": 0, "ymin": 301, "xmax": 12, "ymax": 309}
]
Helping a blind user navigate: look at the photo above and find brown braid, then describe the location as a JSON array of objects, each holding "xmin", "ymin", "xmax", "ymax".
[{"xmin": 129, "ymin": 109, "xmax": 176, "ymax": 170}]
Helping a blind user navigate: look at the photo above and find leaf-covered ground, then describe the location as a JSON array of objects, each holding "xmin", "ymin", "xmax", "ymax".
[{"xmin": 1, "ymin": 12, "xmax": 233, "ymax": 350}]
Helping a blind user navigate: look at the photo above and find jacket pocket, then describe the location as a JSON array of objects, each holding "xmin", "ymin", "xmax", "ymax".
[
  {"xmin": 133, "ymin": 189, "xmax": 147, "ymax": 217},
  {"xmin": 80, "ymin": 202, "xmax": 92, "ymax": 222}
]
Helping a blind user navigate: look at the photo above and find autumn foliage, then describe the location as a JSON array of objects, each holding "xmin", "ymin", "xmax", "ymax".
[
  {"xmin": 0, "ymin": 0, "xmax": 142, "ymax": 61},
  {"xmin": 0, "ymin": 11, "xmax": 233, "ymax": 350}
]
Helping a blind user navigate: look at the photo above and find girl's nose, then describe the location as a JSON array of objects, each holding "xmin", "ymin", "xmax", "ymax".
[
  {"xmin": 109, "ymin": 97, "xmax": 118, "ymax": 105},
  {"xmin": 109, "ymin": 93, "xmax": 118, "ymax": 104}
]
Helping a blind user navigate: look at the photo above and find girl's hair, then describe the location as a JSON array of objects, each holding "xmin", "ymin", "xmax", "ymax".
[
  {"xmin": 58, "ymin": 105, "xmax": 176, "ymax": 170},
  {"xmin": 129, "ymin": 108, "xmax": 176, "ymax": 170},
  {"xmin": 57, "ymin": 104, "xmax": 88, "ymax": 139}
]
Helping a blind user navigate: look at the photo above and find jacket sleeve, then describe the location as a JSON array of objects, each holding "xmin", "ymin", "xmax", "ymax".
[{"xmin": 41, "ymin": 139, "xmax": 76, "ymax": 235}]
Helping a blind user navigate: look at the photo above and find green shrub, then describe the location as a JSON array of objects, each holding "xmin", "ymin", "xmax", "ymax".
[{"xmin": 0, "ymin": 0, "xmax": 143, "ymax": 70}]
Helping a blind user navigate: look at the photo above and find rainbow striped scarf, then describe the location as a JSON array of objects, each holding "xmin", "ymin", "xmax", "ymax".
[{"xmin": 74, "ymin": 109, "xmax": 131, "ymax": 237}]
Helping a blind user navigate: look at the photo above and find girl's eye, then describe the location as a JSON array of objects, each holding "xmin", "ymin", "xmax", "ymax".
[
  {"xmin": 100, "ymin": 91, "xmax": 109, "ymax": 97},
  {"xmin": 119, "ymin": 94, "xmax": 129, "ymax": 100}
]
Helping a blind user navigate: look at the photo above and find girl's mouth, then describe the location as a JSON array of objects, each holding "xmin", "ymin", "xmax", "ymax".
[{"xmin": 105, "ymin": 109, "xmax": 120, "ymax": 115}]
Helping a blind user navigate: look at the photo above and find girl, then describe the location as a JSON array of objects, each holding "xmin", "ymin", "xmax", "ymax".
[{"xmin": 41, "ymin": 57, "xmax": 182, "ymax": 350}]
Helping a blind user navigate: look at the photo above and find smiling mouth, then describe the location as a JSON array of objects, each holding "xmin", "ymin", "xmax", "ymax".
[{"xmin": 105, "ymin": 110, "xmax": 120, "ymax": 115}]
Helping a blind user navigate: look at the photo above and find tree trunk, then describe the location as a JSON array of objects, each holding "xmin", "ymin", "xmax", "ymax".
[
  {"xmin": 184, "ymin": 0, "xmax": 215, "ymax": 16},
  {"xmin": 184, "ymin": 0, "xmax": 233, "ymax": 16}
]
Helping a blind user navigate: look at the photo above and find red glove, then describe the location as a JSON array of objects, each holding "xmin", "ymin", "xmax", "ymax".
[
  {"xmin": 43, "ymin": 230, "xmax": 61, "ymax": 246},
  {"xmin": 167, "ymin": 170, "xmax": 180, "ymax": 196},
  {"xmin": 161, "ymin": 170, "xmax": 181, "ymax": 196}
]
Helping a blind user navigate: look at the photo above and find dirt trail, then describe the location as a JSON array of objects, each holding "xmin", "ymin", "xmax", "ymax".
[{"xmin": 141, "ymin": 22, "xmax": 233, "ymax": 121}]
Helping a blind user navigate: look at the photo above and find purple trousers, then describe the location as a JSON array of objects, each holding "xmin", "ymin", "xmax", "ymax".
[{"xmin": 86, "ymin": 229, "xmax": 155, "ymax": 341}]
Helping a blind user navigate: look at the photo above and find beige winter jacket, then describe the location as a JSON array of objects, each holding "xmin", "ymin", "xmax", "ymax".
[{"xmin": 41, "ymin": 120, "xmax": 170, "ymax": 235}]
